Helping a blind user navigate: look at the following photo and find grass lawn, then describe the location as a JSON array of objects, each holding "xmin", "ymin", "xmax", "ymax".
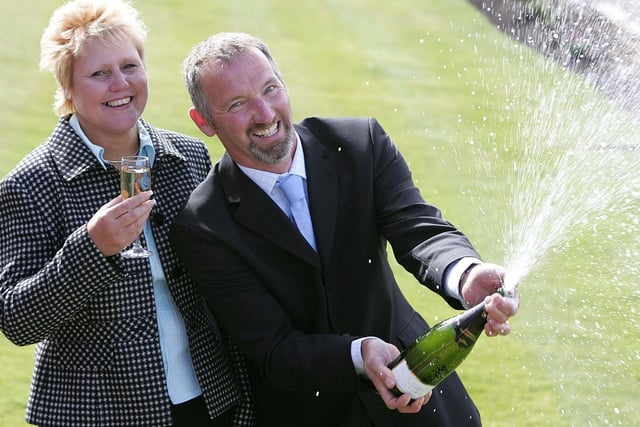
[{"xmin": 1, "ymin": 0, "xmax": 637, "ymax": 426}]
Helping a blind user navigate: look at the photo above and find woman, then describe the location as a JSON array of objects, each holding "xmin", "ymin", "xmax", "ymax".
[{"xmin": 0, "ymin": 1, "xmax": 253, "ymax": 426}]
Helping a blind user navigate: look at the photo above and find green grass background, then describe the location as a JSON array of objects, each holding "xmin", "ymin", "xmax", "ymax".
[{"xmin": 1, "ymin": 0, "xmax": 638, "ymax": 426}]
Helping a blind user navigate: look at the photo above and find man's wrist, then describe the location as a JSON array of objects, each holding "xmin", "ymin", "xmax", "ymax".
[
  {"xmin": 351, "ymin": 336, "xmax": 379, "ymax": 376},
  {"xmin": 445, "ymin": 257, "xmax": 481, "ymax": 308}
]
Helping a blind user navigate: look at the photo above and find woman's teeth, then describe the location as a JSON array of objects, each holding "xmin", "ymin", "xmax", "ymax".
[{"xmin": 105, "ymin": 97, "xmax": 132, "ymax": 107}]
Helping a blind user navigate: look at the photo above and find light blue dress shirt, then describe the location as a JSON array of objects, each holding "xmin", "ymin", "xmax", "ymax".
[{"xmin": 70, "ymin": 115, "xmax": 201, "ymax": 403}]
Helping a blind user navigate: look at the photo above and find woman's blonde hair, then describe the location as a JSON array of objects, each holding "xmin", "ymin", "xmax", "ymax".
[{"xmin": 40, "ymin": 0, "xmax": 147, "ymax": 116}]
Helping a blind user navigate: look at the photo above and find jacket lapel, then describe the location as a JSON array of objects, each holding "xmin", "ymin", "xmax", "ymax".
[
  {"xmin": 296, "ymin": 125, "xmax": 339, "ymax": 268},
  {"xmin": 218, "ymin": 153, "xmax": 321, "ymax": 268},
  {"xmin": 49, "ymin": 117, "xmax": 104, "ymax": 182}
]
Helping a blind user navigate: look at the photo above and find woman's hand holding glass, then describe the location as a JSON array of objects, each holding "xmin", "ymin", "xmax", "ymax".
[{"xmin": 87, "ymin": 190, "xmax": 155, "ymax": 257}]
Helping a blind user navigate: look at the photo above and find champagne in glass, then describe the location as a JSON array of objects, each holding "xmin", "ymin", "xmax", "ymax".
[{"xmin": 120, "ymin": 155, "xmax": 152, "ymax": 258}]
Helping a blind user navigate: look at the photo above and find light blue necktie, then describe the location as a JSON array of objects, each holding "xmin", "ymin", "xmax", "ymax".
[{"xmin": 278, "ymin": 174, "xmax": 317, "ymax": 251}]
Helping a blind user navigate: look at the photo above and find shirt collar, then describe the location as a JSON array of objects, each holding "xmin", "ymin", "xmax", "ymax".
[
  {"xmin": 69, "ymin": 114, "xmax": 156, "ymax": 169},
  {"xmin": 238, "ymin": 132, "xmax": 306, "ymax": 195}
]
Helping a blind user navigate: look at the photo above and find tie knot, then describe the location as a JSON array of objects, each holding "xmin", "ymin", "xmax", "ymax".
[{"xmin": 278, "ymin": 174, "xmax": 306, "ymax": 204}]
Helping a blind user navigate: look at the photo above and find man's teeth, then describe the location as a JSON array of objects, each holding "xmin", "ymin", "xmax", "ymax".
[
  {"xmin": 105, "ymin": 97, "xmax": 131, "ymax": 107},
  {"xmin": 254, "ymin": 123, "xmax": 278, "ymax": 137}
]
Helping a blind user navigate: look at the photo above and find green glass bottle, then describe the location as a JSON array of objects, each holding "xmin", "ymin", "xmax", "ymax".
[{"xmin": 388, "ymin": 300, "xmax": 489, "ymax": 398}]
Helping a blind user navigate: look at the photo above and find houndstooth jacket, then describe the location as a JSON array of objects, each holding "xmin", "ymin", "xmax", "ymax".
[{"xmin": 0, "ymin": 116, "xmax": 254, "ymax": 426}]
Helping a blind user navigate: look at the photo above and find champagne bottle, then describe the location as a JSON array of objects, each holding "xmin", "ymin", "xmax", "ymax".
[{"xmin": 387, "ymin": 298, "xmax": 491, "ymax": 399}]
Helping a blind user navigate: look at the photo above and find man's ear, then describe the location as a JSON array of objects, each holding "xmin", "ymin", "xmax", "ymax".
[{"xmin": 189, "ymin": 107, "xmax": 217, "ymax": 137}]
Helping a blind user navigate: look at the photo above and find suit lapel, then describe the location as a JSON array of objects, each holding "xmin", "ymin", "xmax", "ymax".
[
  {"xmin": 297, "ymin": 125, "xmax": 339, "ymax": 268},
  {"xmin": 218, "ymin": 153, "xmax": 320, "ymax": 268}
]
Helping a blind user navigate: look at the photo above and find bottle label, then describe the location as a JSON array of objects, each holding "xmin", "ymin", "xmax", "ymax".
[
  {"xmin": 454, "ymin": 310, "xmax": 485, "ymax": 348},
  {"xmin": 455, "ymin": 325, "xmax": 481, "ymax": 348},
  {"xmin": 391, "ymin": 360, "xmax": 435, "ymax": 399}
]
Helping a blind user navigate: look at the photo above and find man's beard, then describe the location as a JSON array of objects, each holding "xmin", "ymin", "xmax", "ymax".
[{"xmin": 249, "ymin": 126, "xmax": 295, "ymax": 166}]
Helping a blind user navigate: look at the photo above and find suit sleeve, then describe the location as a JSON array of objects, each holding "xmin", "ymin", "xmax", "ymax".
[{"xmin": 367, "ymin": 117, "xmax": 481, "ymax": 308}]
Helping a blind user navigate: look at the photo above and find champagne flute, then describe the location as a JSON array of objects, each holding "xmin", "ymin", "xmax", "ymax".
[{"xmin": 120, "ymin": 155, "xmax": 153, "ymax": 258}]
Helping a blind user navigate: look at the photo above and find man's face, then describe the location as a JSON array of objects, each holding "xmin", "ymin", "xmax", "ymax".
[{"xmin": 197, "ymin": 48, "xmax": 295, "ymax": 173}]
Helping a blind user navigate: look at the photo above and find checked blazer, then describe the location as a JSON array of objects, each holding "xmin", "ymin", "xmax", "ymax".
[
  {"xmin": 171, "ymin": 117, "xmax": 484, "ymax": 426},
  {"xmin": 0, "ymin": 116, "xmax": 253, "ymax": 426}
]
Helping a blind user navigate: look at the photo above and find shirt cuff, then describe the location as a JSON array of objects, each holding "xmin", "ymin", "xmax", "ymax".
[
  {"xmin": 444, "ymin": 257, "xmax": 482, "ymax": 308},
  {"xmin": 351, "ymin": 336, "xmax": 379, "ymax": 376}
]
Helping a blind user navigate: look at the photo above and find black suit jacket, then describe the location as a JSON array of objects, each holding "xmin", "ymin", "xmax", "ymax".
[{"xmin": 171, "ymin": 117, "xmax": 483, "ymax": 426}]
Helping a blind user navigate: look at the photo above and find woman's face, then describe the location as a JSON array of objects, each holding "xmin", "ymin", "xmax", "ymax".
[{"xmin": 69, "ymin": 36, "xmax": 148, "ymax": 145}]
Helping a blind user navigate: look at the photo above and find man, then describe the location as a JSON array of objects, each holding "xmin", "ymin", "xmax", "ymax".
[{"xmin": 171, "ymin": 32, "xmax": 519, "ymax": 426}]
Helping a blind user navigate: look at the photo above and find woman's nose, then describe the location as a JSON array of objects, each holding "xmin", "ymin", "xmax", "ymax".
[{"xmin": 110, "ymin": 70, "xmax": 129, "ymax": 90}]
